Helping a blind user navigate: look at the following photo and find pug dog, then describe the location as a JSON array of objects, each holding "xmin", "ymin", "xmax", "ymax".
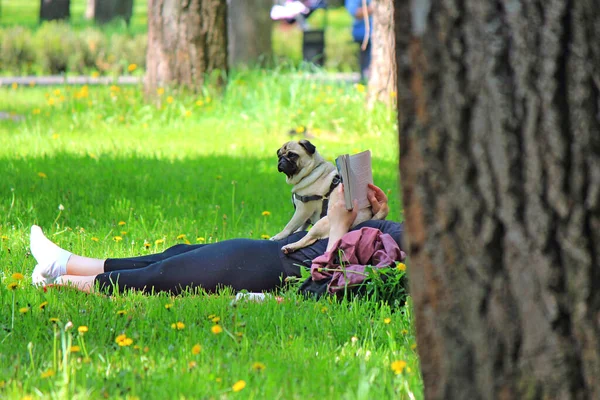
[
  {"xmin": 270, "ymin": 140, "xmax": 340, "ymax": 241},
  {"xmin": 272, "ymin": 140, "xmax": 389, "ymax": 254}
]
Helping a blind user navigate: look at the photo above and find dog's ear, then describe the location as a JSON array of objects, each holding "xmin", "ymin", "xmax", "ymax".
[{"xmin": 298, "ymin": 140, "xmax": 316, "ymax": 155}]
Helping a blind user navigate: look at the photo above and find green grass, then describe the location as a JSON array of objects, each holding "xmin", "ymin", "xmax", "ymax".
[{"xmin": 0, "ymin": 70, "xmax": 420, "ymax": 399}]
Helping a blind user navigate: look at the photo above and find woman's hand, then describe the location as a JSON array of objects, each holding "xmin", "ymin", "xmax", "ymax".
[
  {"xmin": 326, "ymin": 184, "xmax": 358, "ymax": 251},
  {"xmin": 329, "ymin": 184, "xmax": 358, "ymax": 232},
  {"xmin": 367, "ymin": 183, "xmax": 388, "ymax": 215}
]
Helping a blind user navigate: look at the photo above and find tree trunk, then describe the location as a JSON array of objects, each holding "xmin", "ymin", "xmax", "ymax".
[
  {"xmin": 367, "ymin": 0, "xmax": 396, "ymax": 107},
  {"xmin": 85, "ymin": 0, "xmax": 95, "ymax": 20},
  {"xmin": 145, "ymin": 0, "xmax": 228, "ymax": 93},
  {"xmin": 39, "ymin": 0, "xmax": 70, "ymax": 22},
  {"xmin": 395, "ymin": 0, "xmax": 600, "ymax": 399},
  {"xmin": 227, "ymin": 0, "xmax": 272, "ymax": 68},
  {"xmin": 91, "ymin": 0, "xmax": 133, "ymax": 25}
]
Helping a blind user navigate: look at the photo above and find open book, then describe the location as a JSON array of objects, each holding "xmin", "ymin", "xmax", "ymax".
[{"xmin": 335, "ymin": 150, "xmax": 373, "ymax": 211}]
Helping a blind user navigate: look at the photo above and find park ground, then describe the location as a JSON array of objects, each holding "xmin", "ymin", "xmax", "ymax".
[{"xmin": 0, "ymin": 68, "xmax": 422, "ymax": 398}]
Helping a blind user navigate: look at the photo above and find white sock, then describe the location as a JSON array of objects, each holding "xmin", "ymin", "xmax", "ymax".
[{"xmin": 30, "ymin": 225, "xmax": 71, "ymax": 283}]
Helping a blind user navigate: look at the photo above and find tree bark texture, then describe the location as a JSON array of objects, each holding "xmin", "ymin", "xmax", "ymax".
[
  {"xmin": 227, "ymin": 0, "xmax": 272, "ymax": 68},
  {"xmin": 92, "ymin": 0, "xmax": 133, "ymax": 25},
  {"xmin": 395, "ymin": 0, "xmax": 600, "ymax": 399},
  {"xmin": 145, "ymin": 0, "xmax": 228, "ymax": 93},
  {"xmin": 368, "ymin": 0, "xmax": 396, "ymax": 107},
  {"xmin": 39, "ymin": 0, "xmax": 70, "ymax": 22}
]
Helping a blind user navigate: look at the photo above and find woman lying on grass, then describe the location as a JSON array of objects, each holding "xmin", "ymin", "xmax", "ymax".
[{"xmin": 30, "ymin": 184, "xmax": 404, "ymax": 294}]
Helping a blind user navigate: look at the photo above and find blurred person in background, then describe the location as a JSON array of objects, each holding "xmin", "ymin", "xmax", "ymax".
[{"xmin": 345, "ymin": 0, "xmax": 372, "ymax": 81}]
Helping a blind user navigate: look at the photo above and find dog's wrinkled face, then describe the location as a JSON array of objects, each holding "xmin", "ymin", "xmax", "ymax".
[{"xmin": 277, "ymin": 140, "xmax": 317, "ymax": 178}]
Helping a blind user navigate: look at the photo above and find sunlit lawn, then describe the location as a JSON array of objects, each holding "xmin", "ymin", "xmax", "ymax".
[{"xmin": 0, "ymin": 70, "xmax": 421, "ymax": 399}]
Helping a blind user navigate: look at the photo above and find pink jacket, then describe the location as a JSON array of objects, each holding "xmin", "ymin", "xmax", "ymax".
[{"xmin": 310, "ymin": 227, "xmax": 405, "ymax": 294}]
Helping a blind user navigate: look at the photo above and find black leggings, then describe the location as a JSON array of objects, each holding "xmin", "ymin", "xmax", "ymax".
[{"xmin": 96, "ymin": 238, "xmax": 302, "ymax": 295}]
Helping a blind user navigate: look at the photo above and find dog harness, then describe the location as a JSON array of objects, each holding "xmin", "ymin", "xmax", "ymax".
[{"xmin": 292, "ymin": 174, "xmax": 342, "ymax": 219}]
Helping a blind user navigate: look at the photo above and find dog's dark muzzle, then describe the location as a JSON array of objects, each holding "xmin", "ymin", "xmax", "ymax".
[{"xmin": 278, "ymin": 157, "xmax": 298, "ymax": 177}]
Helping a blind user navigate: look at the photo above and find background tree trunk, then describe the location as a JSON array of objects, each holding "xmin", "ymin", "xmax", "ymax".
[
  {"xmin": 395, "ymin": 0, "xmax": 600, "ymax": 399},
  {"xmin": 85, "ymin": 0, "xmax": 95, "ymax": 20},
  {"xmin": 39, "ymin": 0, "xmax": 70, "ymax": 22},
  {"xmin": 227, "ymin": 0, "xmax": 272, "ymax": 68},
  {"xmin": 367, "ymin": 0, "xmax": 395, "ymax": 107},
  {"xmin": 145, "ymin": 0, "xmax": 228, "ymax": 94},
  {"xmin": 90, "ymin": 0, "xmax": 134, "ymax": 25}
]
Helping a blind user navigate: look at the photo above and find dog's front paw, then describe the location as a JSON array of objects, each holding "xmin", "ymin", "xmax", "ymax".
[
  {"xmin": 270, "ymin": 233, "xmax": 285, "ymax": 241},
  {"xmin": 281, "ymin": 245, "xmax": 295, "ymax": 254}
]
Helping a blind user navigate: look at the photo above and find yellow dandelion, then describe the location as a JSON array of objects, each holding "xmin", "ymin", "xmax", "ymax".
[
  {"xmin": 171, "ymin": 321, "xmax": 185, "ymax": 330},
  {"xmin": 53, "ymin": 89, "xmax": 61, "ymax": 96},
  {"xmin": 1, "ymin": 235, "xmax": 8, "ymax": 241},
  {"xmin": 164, "ymin": 303, "xmax": 173, "ymax": 309},
  {"xmin": 188, "ymin": 361, "xmax": 198, "ymax": 369},
  {"xmin": 157, "ymin": 87, "xmax": 165, "ymax": 96},
  {"xmin": 69, "ymin": 345, "xmax": 81, "ymax": 353},
  {"xmin": 355, "ymin": 83, "xmax": 366, "ymax": 93},
  {"xmin": 177, "ymin": 234, "xmax": 186, "ymax": 240},
  {"xmin": 252, "ymin": 362, "xmax": 266, "ymax": 371},
  {"xmin": 32, "ymin": 108, "xmax": 41, "ymax": 115},
  {"xmin": 38, "ymin": 172, "xmax": 47, "ymax": 178},
  {"xmin": 39, "ymin": 301, "xmax": 49, "ymax": 310},
  {"xmin": 207, "ymin": 314, "xmax": 216, "ymax": 319},
  {"xmin": 144, "ymin": 241, "xmax": 151, "ymax": 249},
  {"xmin": 110, "ymin": 85, "xmax": 120, "ymax": 92},
  {"xmin": 184, "ymin": 239, "xmax": 191, "ymax": 245},
  {"xmin": 391, "ymin": 360, "xmax": 407, "ymax": 375},
  {"xmin": 211, "ymin": 316, "xmax": 220, "ymax": 323},
  {"xmin": 397, "ymin": 262, "xmax": 406, "ymax": 271},
  {"xmin": 118, "ymin": 221, "xmax": 126, "ymax": 226},
  {"xmin": 51, "ymin": 133, "xmax": 59, "ymax": 140},
  {"xmin": 155, "ymin": 239, "xmax": 165, "ymax": 245},
  {"xmin": 120, "ymin": 231, "xmax": 127, "ymax": 236},
  {"xmin": 48, "ymin": 98, "xmax": 55, "ymax": 106},
  {"xmin": 196, "ymin": 237, "xmax": 205, "ymax": 243},
  {"xmin": 19, "ymin": 307, "xmax": 30, "ymax": 314},
  {"xmin": 261, "ymin": 234, "xmax": 270, "ymax": 239},
  {"xmin": 78, "ymin": 325, "xmax": 88, "ymax": 333},
  {"xmin": 91, "ymin": 237, "xmax": 99, "ymax": 242},
  {"xmin": 41, "ymin": 369, "xmax": 55, "ymax": 379},
  {"xmin": 195, "ymin": 100, "xmax": 204, "ymax": 106},
  {"xmin": 49, "ymin": 317, "xmax": 59, "ymax": 323},
  {"xmin": 91, "ymin": 71, "xmax": 100, "ymax": 78},
  {"xmin": 113, "ymin": 236, "xmax": 123, "ymax": 242},
  {"xmin": 127, "ymin": 64, "xmax": 137, "ymax": 72},
  {"xmin": 261, "ymin": 211, "xmax": 271, "ymax": 216},
  {"xmin": 232, "ymin": 380, "xmax": 246, "ymax": 392},
  {"xmin": 184, "ymin": 110, "xmax": 192, "ymax": 117},
  {"xmin": 119, "ymin": 338, "xmax": 133, "ymax": 347},
  {"xmin": 402, "ymin": 329, "xmax": 409, "ymax": 335},
  {"xmin": 390, "ymin": 91, "xmax": 397, "ymax": 98},
  {"xmin": 116, "ymin": 310, "xmax": 127, "ymax": 316},
  {"xmin": 191, "ymin": 344, "xmax": 201, "ymax": 355},
  {"xmin": 11, "ymin": 82, "xmax": 18, "ymax": 90},
  {"xmin": 384, "ymin": 318, "xmax": 391, "ymax": 324},
  {"xmin": 166, "ymin": 96, "xmax": 174, "ymax": 104},
  {"xmin": 12, "ymin": 272, "xmax": 24, "ymax": 280},
  {"xmin": 115, "ymin": 334, "xmax": 127, "ymax": 344},
  {"xmin": 211, "ymin": 325, "xmax": 223, "ymax": 334},
  {"xmin": 295, "ymin": 126, "xmax": 305, "ymax": 134}
]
